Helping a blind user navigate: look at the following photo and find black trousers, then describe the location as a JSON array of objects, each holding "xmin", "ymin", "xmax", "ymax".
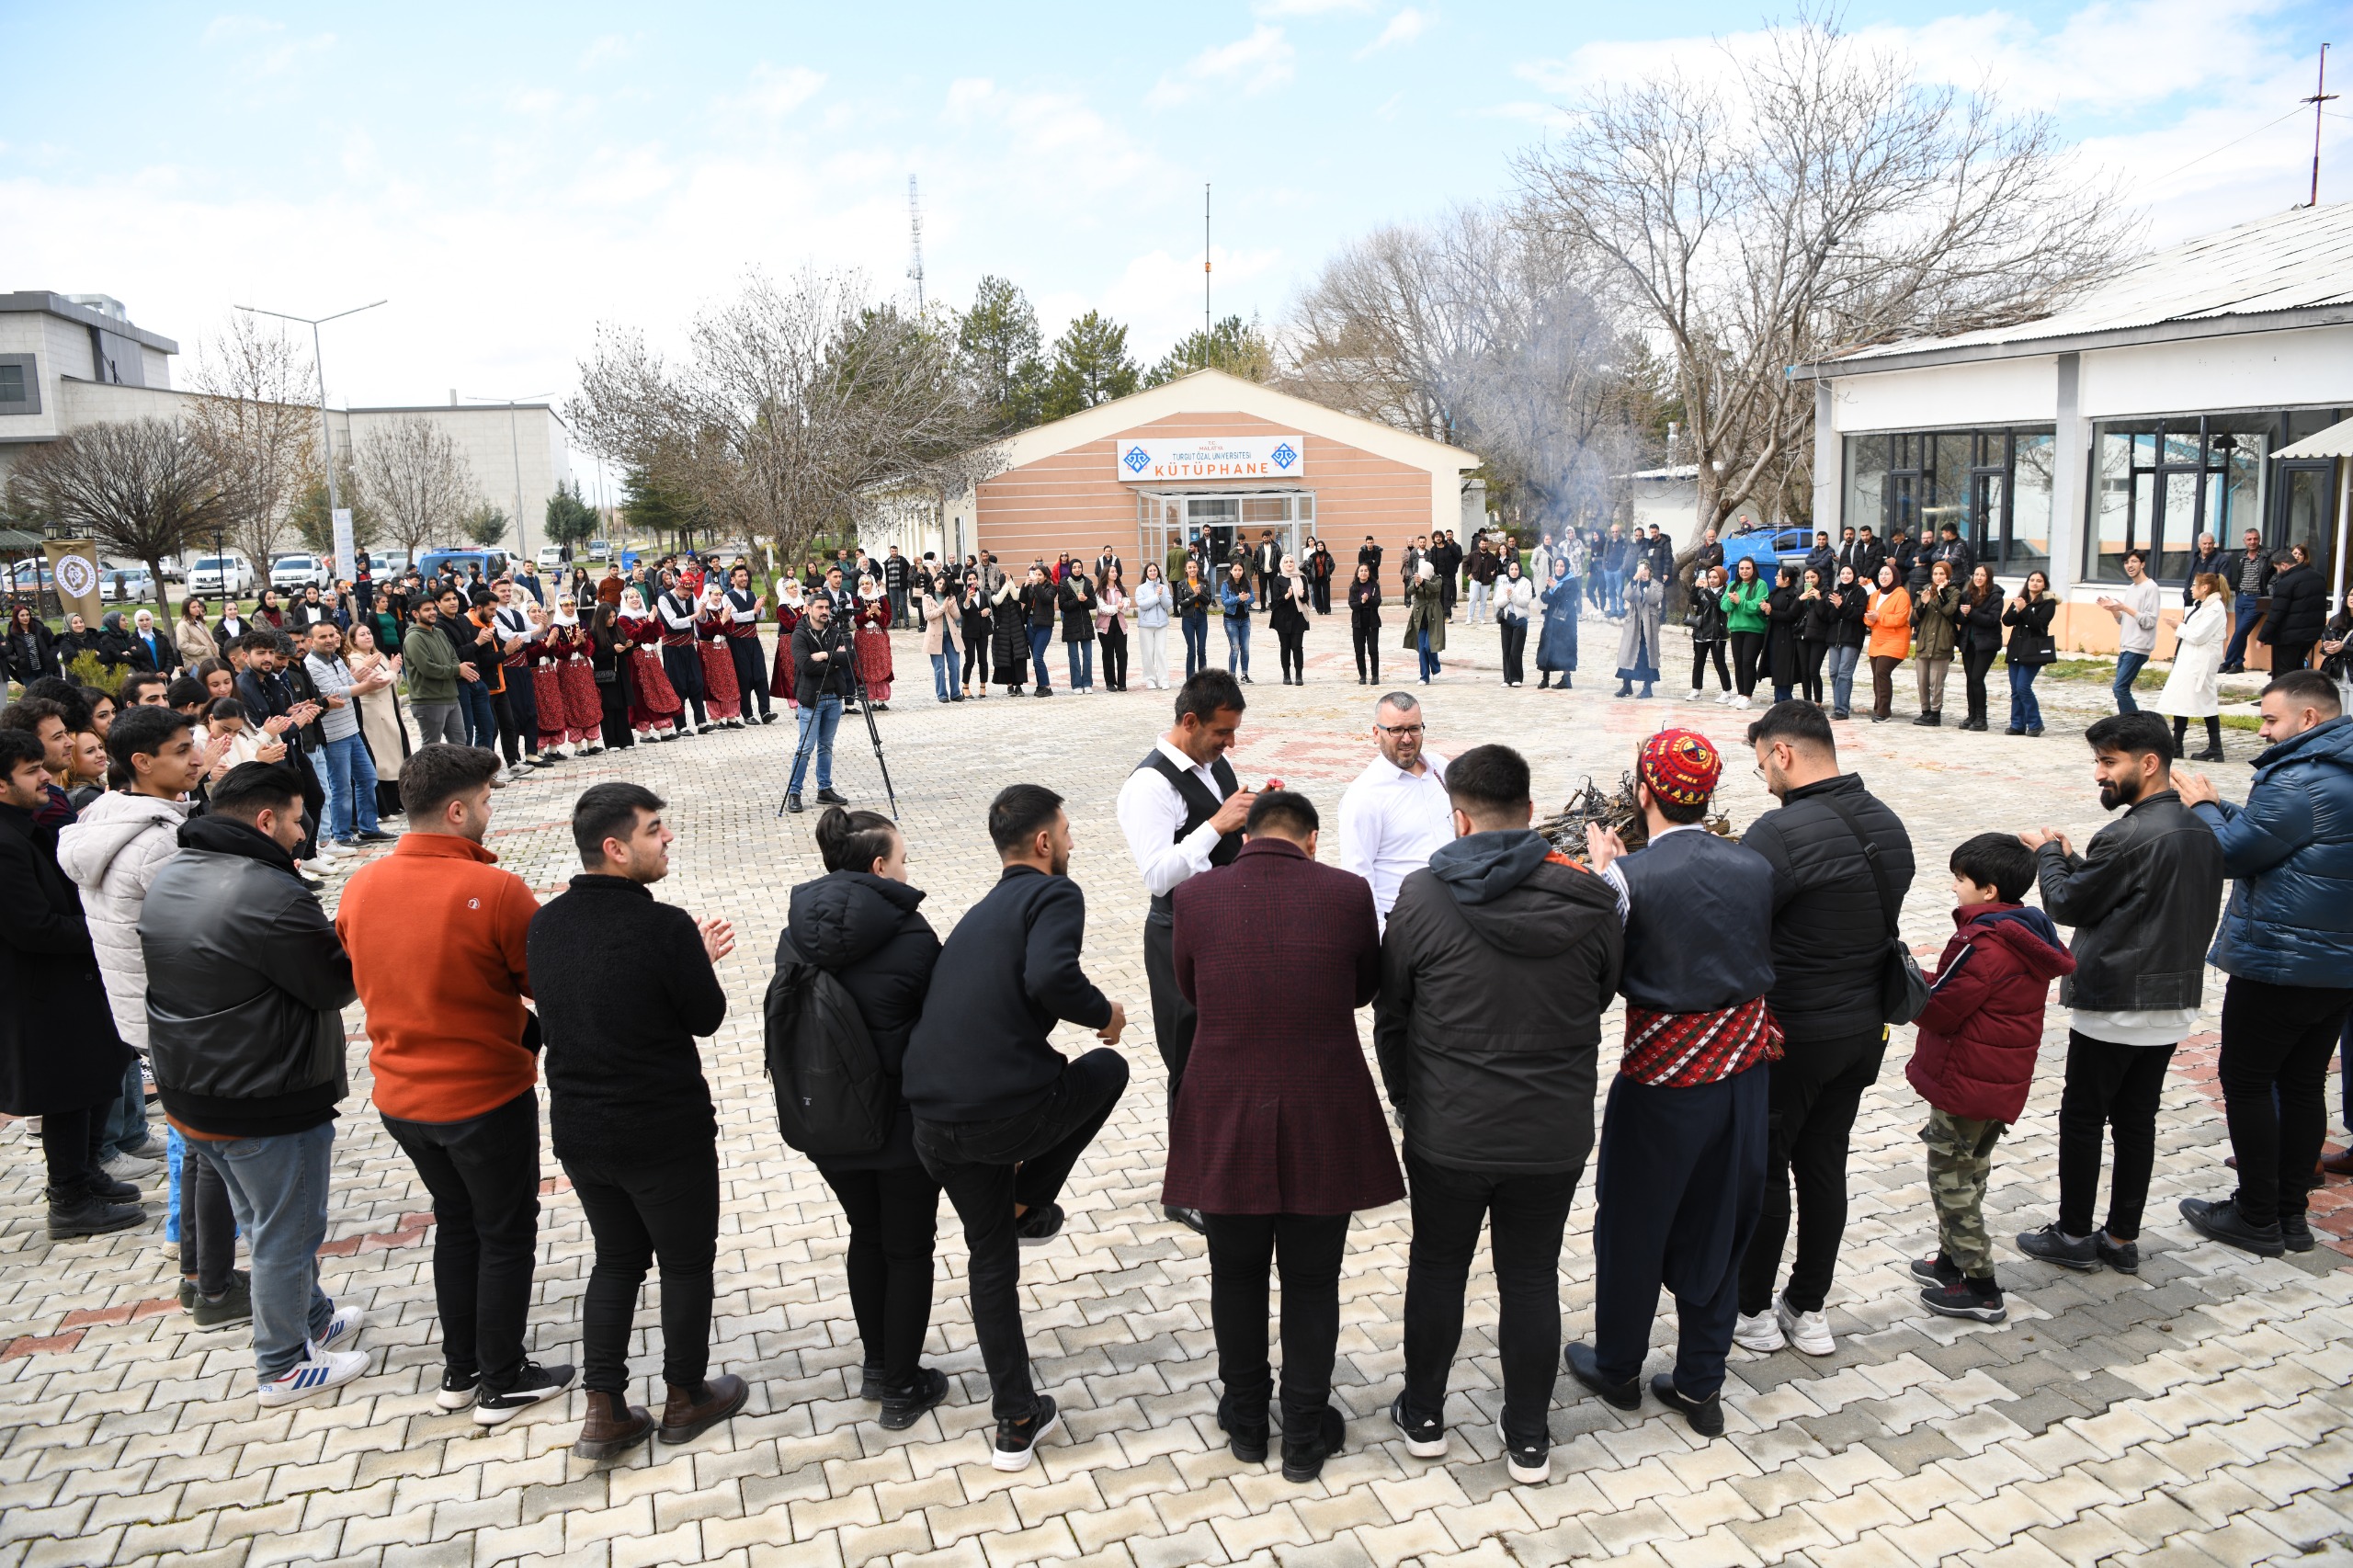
[
  {"xmin": 1352, "ymin": 623, "xmax": 1380, "ymax": 682},
  {"xmin": 1738, "ymin": 1028, "xmax": 1886, "ymax": 1315},
  {"xmin": 815, "ymin": 1162, "xmax": 941, "ymax": 1392},
  {"xmin": 1962, "ymin": 644, "xmax": 1997, "ymax": 726},
  {"xmin": 1401, "ymin": 1153, "xmax": 1580, "ymax": 1444},
  {"xmin": 502, "ymin": 665, "xmax": 540, "ymax": 755},
  {"xmin": 2172, "ymin": 715, "xmax": 2223, "ymax": 753},
  {"xmin": 564, "ymin": 1141, "xmax": 721, "ymax": 1394},
  {"xmin": 1729, "ymin": 631, "xmax": 1764, "ymax": 696},
  {"xmin": 40, "ymin": 1100, "xmax": 111, "ymax": 1191},
  {"xmin": 1100, "ymin": 627, "xmax": 1128, "ymax": 690},
  {"xmin": 2271, "ymin": 640, "xmax": 2315, "ymax": 676},
  {"xmin": 1204, "ymin": 1210, "xmax": 1350, "ymax": 1447},
  {"xmin": 1595, "ymin": 1067, "xmax": 1768, "ymax": 1400},
  {"xmin": 1800, "ymin": 642, "xmax": 1828, "ymax": 703},
  {"xmin": 177, "ymin": 1139, "xmax": 238, "ymax": 1295},
  {"xmin": 728, "ymin": 635, "xmax": 772, "ymax": 717},
  {"xmin": 962, "ymin": 637, "xmax": 988, "ymax": 689},
  {"xmin": 598, "ymin": 678, "xmax": 633, "ymax": 749},
  {"xmin": 488, "ymin": 689, "xmax": 523, "ymax": 766},
  {"xmin": 1499, "ymin": 618, "xmax": 1528, "ymax": 684},
  {"xmin": 1142, "ymin": 914, "xmax": 1195, "ymax": 1121},
  {"xmin": 914, "ymin": 1049, "xmax": 1130, "ymax": 1422},
  {"xmin": 381, "ymin": 1089, "xmax": 543, "ymax": 1392},
  {"xmin": 661, "ymin": 644, "xmax": 709, "ymax": 726},
  {"xmin": 2218, "ymin": 976, "xmax": 2353, "ymax": 1226},
  {"xmin": 1691, "ymin": 639, "xmax": 1731, "ymax": 692},
  {"xmin": 2056, "ymin": 1031, "xmax": 2173, "ymax": 1241}
]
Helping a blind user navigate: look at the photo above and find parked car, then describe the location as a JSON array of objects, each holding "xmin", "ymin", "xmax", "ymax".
[
  {"xmin": 5, "ymin": 561, "xmax": 54, "ymax": 597},
  {"xmin": 98, "ymin": 562, "xmax": 156, "ymax": 603},
  {"xmin": 585, "ymin": 538, "xmax": 611, "ymax": 561},
  {"xmin": 536, "ymin": 545, "xmax": 569, "ymax": 574},
  {"xmin": 270, "ymin": 553, "xmax": 331, "ymax": 591},
  {"xmin": 368, "ymin": 551, "xmax": 411, "ymax": 577},
  {"xmin": 187, "ymin": 553, "xmax": 256, "ymax": 597}
]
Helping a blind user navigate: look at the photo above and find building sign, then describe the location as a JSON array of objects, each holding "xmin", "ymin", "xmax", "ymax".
[{"xmin": 1116, "ymin": 435, "xmax": 1305, "ymax": 482}]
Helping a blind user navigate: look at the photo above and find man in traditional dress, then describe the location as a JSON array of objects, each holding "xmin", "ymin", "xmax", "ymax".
[
  {"xmin": 655, "ymin": 576, "xmax": 711, "ymax": 734},
  {"xmin": 1564, "ymin": 729, "xmax": 1777, "ymax": 1440},
  {"xmin": 721, "ymin": 565, "xmax": 776, "ymax": 725}
]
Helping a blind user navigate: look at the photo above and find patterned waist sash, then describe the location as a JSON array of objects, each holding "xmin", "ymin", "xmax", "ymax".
[{"xmin": 1620, "ymin": 995, "xmax": 1782, "ymax": 1087}]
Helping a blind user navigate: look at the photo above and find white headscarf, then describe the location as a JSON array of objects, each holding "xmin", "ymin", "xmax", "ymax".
[
  {"xmin": 779, "ymin": 578, "xmax": 804, "ymax": 609},
  {"xmin": 551, "ymin": 598, "xmax": 580, "ymax": 627},
  {"xmin": 620, "ymin": 587, "xmax": 648, "ymax": 617},
  {"xmin": 858, "ymin": 574, "xmax": 885, "ymax": 602}
]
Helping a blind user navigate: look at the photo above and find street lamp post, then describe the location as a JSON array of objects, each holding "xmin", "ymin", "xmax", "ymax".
[
  {"xmin": 461, "ymin": 392, "xmax": 554, "ymax": 562},
  {"xmin": 234, "ymin": 300, "xmax": 387, "ymax": 575}
]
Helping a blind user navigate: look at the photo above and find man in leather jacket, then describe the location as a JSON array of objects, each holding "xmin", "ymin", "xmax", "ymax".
[
  {"xmin": 2018, "ymin": 712, "xmax": 2223, "ymax": 1273},
  {"xmin": 141, "ymin": 761, "xmax": 366, "ymax": 1406}
]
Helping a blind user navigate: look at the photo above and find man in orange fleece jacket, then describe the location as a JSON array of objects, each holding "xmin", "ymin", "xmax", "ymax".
[{"xmin": 335, "ymin": 743, "xmax": 575, "ymax": 1424}]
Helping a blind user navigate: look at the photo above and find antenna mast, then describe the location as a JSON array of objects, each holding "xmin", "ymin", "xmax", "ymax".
[
  {"xmin": 1203, "ymin": 183, "xmax": 1212, "ymax": 339},
  {"xmin": 907, "ymin": 175, "xmax": 926, "ymax": 313},
  {"xmin": 2304, "ymin": 44, "xmax": 2337, "ymax": 208}
]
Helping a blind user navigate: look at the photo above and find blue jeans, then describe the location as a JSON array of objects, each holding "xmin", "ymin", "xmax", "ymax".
[
  {"xmin": 931, "ymin": 650, "xmax": 956, "ymax": 700},
  {"xmin": 2007, "ymin": 660, "xmax": 2043, "ymax": 731},
  {"xmin": 188, "ymin": 1121, "xmax": 338, "ymax": 1384},
  {"xmin": 1225, "ymin": 617, "xmax": 1252, "ymax": 676},
  {"xmin": 789, "ymin": 697, "xmax": 843, "ymax": 793},
  {"xmin": 1826, "ymin": 645, "xmax": 1860, "ymax": 715},
  {"xmin": 102, "ymin": 1055, "xmax": 148, "ymax": 1159},
  {"xmin": 1417, "ymin": 629, "xmax": 1439, "ymax": 681},
  {"xmin": 319, "ymin": 732, "xmax": 380, "ymax": 841},
  {"xmin": 1602, "ymin": 569, "xmax": 1624, "ymax": 615},
  {"xmin": 458, "ymin": 679, "xmax": 498, "ymax": 749},
  {"xmin": 1182, "ymin": 611, "xmax": 1209, "ymax": 676},
  {"xmin": 2223, "ymin": 592, "xmax": 2262, "ymax": 668},
  {"xmin": 2113, "ymin": 650, "xmax": 2148, "ymax": 713},
  {"xmin": 1066, "ymin": 639, "xmax": 1094, "ymax": 690},
  {"xmin": 1028, "ymin": 625, "xmax": 1054, "ymax": 689}
]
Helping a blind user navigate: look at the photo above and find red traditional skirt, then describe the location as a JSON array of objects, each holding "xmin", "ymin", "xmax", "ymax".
[
  {"xmin": 627, "ymin": 645, "xmax": 681, "ymax": 730},
  {"xmin": 770, "ymin": 614, "xmax": 800, "ymax": 707},
  {"xmin": 855, "ymin": 625, "xmax": 892, "ymax": 701},
  {"xmin": 531, "ymin": 664, "xmax": 573, "ymax": 746},
  {"xmin": 559, "ymin": 654, "xmax": 603, "ymax": 737},
  {"xmin": 699, "ymin": 638, "xmax": 742, "ymax": 720}
]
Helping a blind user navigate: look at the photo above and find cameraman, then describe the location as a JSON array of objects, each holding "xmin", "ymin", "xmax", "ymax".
[{"xmin": 785, "ymin": 596, "xmax": 853, "ymax": 814}]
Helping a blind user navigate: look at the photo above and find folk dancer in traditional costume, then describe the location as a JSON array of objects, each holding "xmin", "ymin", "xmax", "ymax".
[
  {"xmin": 768, "ymin": 580, "xmax": 803, "ymax": 711},
  {"xmin": 655, "ymin": 580, "xmax": 712, "ymax": 733},
  {"xmin": 492, "ymin": 581, "xmax": 557, "ymax": 769},
  {"xmin": 854, "ymin": 575, "xmax": 894, "ymax": 708},
  {"xmin": 546, "ymin": 597, "xmax": 606, "ymax": 755},
  {"xmin": 1114, "ymin": 668, "xmax": 1253, "ymax": 1236},
  {"xmin": 1565, "ymin": 729, "xmax": 1777, "ymax": 1440},
  {"xmin": 617, "ymin": 588, "xmax": 683, "ymax": 742},
  {"xmin": 695, "ymin": 585, "xmax": 745, "ymax": 728},
  {"xmin": 722, "ymin": 565, "xmax": 776, "ymax": 724}
]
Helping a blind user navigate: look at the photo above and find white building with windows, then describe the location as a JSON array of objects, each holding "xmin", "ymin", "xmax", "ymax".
[{"xmin": 1791, "ymin": 201, "xmax": 2353, "ymax": 655}]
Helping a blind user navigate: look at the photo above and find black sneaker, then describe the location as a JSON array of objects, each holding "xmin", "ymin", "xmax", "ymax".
[
  {"xmin": 178, "ymin": 1278, "xmax": 196, "ymax": 1312},
  {"xmin": 354, "ymin": 828, "xmax": 396, "ymax": 843},
  {"xmin": 191, "ymin": 1274, "xmax": 254, "ymax": 1331},
  {"xmin": 1563, "ymin": 1343, "xmax": 1641, "ymax": 1411},
  {"xmin": 1389, "ymin": 1392, "xmax": 1446, "ymax": 1459},
  {"xmin": 1164, "ymin": 1204, "xmax": 1208, "ymax": 1235},
  {"xmin": 1909, "ymin": 1252, "xmax": 1963, "ymax": 1287},
  {"xmin": 1280, "ymin": 1403, "xmax": 1346, "ymax": 1483},
  {"xmin": 1015, "ymin": 1202, "xmax": 1064, "ymax": 1244},
  {"xmin": 436, "ymin": 1367, "xmax": 483, "ymax": 1412},
  {"xmin": 815, "ymin": 788, "xmax": 849, "ymax": 806},
  {"xmin": 1922, "ymin": 1277, "xmax": 2007, "ymax": 1323},
  {"xmin": 87, "ymin": 1171, "xmax": 142, "ymax": 1203},
  {"xmin": 527, "ymin": 754, "xmax": 559, "ymax": 767},
  {"xmin": 1218, "ymin": 1391, "xmax": 1268, "ymax": 1463},
  {"xmin": 45, "ymin": 1186, "xmax": 143, "ymax": 1239},
  {"xmin": 2016, "ymin": 1223, "xmax": 2100, "ymax": 1270},
  {"xmin": 2179, "ymin": 1196, "xmax": 2284, "ymax": 1257},
  {"xmin": 2095, "ymin": 1233, "xmax": 2141, "ymax": 1274},
  {"xmin": 2279, "ymin": 1211, "xmax": 2316, "ymax": 1254},
  {"xmin": 1650, "ymin": 1374, "xmax": 1724, "ymax": 1437},
  {"xmin": 474, "ymin": 1360, "xmax": 578, "ymax": 1426},
  {"xmin": 856, "ymin": 1361, "xmax": 885, "ymax": 1401},
  {"xmin": 878, "ymin": 1367, "xmax": 949, "ymax": 1431},
  {"xmin": 1497, "ymin": 1418, "xmax": 1550, "ymax": 1483},
  {"xmin": 991, "ymin": 1396, "xmax": 1062, "ymax": 1472},
  {"xmin": 785, "ymin": 794, "xmax": 804, "ymax": 813}
]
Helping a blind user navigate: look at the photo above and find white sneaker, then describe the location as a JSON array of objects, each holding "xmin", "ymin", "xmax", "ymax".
[
  {"xmin": 1776, "ymin": 1297, "xmax": 1835, "ymax": 1356},
  {"xmin": 315, "ymin": 839, "xmax": 351, "ymax": 858},
  {"xmin": 257, "ymin": 1348, "xmax": 369, "ymax": 1407},
  {"xmin": 501, "ymin": 767, "xmax": 530, "ymax": 784},
  {"xmin": 100, "ymin": 1151, "xmax": 162, "ymax": 1181},
  {"xmin": 1735, "ymin": 694, "xmax": 1755, "ymax": 710},
  {"xmin": 317, "ymin": 1303, "xmax": 368, "ymax": 1352},
  {"xmin": 1733, "ymin": 1310, "xmax": 1787, "ymax": 1353},
  {"xmin": 1716, "ymin": 691, "xmax": 1737, "ymax": 706}
]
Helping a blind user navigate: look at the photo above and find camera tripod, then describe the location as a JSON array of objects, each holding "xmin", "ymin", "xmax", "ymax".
[{"xmin": 777, "ymin": 615, "xmax": 901, "ymax": 822}]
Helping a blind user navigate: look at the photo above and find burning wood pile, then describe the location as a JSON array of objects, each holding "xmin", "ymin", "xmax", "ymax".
[{"xmin": 1535, "ymin": 772, "xmax": 1737, "ymax": 858}]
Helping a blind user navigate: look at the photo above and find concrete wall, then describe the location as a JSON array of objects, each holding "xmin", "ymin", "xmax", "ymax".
[{"xmin": 331, "ymin": 404, "xmax": 574, "ymax": 557}]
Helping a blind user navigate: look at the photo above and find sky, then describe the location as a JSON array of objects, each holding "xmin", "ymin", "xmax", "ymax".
[{"xmin": 5, "ymin": 0, "xmax": 2346, "ymax": 489}]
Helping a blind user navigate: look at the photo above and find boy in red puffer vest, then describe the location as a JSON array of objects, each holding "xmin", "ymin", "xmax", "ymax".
[{"xmin": 1907, "ymin": 833, "xmax": 2075, "ymax": 1324}]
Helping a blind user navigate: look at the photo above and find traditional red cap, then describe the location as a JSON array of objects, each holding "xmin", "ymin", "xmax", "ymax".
[{"xmin": 1636, "ymin": 728, "xmax": 1722, "ymax": 809}]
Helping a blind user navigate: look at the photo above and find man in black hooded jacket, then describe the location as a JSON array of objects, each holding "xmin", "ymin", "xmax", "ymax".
[{"xmin": 1373, "ymin": 744, "xmax": 1621, "ymax": 1486}]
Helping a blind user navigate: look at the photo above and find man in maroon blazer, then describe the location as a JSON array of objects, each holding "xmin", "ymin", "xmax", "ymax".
[{"xmin": 1166, "ymin": 790, "xmax": 1394, "ymax": 1485}]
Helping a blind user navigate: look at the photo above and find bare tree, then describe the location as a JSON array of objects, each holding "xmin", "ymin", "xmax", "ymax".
[
  {"xmin": 1517, "ymin": 16, "xmax": 2129, "ymax": 537},
  {"xmin": 8, "ymin": 419, "xmax": 230, "ymax": 619},
  {"xmin": 570, "ymin": 268, "xmax": 1006, "ymax": 562},
  {"xmin": 186, "ymin": 313, "xmax": 319, "ymax": 569},
  {"xmin": 355, "ymin": 415, "xmax": 472, "ymax": 560}
]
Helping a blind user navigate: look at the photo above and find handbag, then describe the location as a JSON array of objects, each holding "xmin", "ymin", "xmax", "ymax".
[{"xmin": 1816, "ymin": 790, "xmax": 1927, "ymax": 1026}]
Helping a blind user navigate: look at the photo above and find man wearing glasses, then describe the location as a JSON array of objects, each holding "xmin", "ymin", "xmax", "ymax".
[{"xmin": 1338, "ymin": 692, "xmax": 1453, "ymax": 932}]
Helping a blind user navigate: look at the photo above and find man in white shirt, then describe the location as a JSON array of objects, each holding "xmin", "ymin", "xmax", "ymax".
[
  {"xmin": 1116, "ymin": 669, "xmax": 1255, "ymax": 1235},
  {"xmin": 2095, "ymin": 549, "xmax": 2161, "ymax": 716},
  {"xmin": 1339, "ymin": 692, "xmax": 1452, "ymax": 929}
]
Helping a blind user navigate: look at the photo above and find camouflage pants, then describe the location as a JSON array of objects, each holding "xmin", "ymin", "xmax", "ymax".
[{"xmin": 1922, "ymin": 1108, "xmax": 2006, "ymax": 1279}]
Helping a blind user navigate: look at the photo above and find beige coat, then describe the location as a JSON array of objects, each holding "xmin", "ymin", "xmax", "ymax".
[
  {"xmin": 920, "ymin": 590, "xmax": 958, "ymax": 656},
  {"xmin": 175, "ymin": 615, "xmax": 218, "ymax": 667},
  {"xmin": 349, "ymin": 649, "xmax": 411, "ymax": 780}
]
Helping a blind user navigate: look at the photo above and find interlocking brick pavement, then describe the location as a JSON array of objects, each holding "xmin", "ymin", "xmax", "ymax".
[{"xmin": 6, "ymin": 612, "xmax": 2352, "ymax": 1568}]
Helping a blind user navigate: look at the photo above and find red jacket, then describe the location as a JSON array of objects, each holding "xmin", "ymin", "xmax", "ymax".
[{"xmin": 1906, "ymin": 902, "xmax": 2075, "ymax": 1123}]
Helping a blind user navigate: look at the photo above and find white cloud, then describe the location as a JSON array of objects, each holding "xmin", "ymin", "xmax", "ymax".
[
  {"xmin": 1358, "ymin": 8, "xmax": 1428, "ymax": 58},
  {"xmin": 1146, "ymin": 26, "xmax": 1297, "ymax": 108},
  {"xmin": 1254, "ymin": 0, "xmax": 1370, "ymax": 13},
  {"xmin": 579, "ymin": 34, "xmax": 635, "ymax": 70},
  {"xmin": 733, "ymin": 63, "xmax": 827, "ymax": 119},
  {"xmin": 199, "ymin": 15, "xmax": 335, "ymax": 80}
]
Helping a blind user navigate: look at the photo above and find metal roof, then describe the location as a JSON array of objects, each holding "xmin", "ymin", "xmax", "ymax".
[{"xmin": 1790, "ymin": 201, "xmax": 2353, "ymax": 379}]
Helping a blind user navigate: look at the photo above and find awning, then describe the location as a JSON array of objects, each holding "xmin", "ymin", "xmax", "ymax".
[
  {"xmin": 2276, "ymin": 415, "xmax": 2353, "ymax": 459},
  {"xmin": 0, "ymin": 528, "xmax": 44, "ymax": 552}
]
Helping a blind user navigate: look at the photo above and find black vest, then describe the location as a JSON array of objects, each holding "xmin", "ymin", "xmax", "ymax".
[
  {"xmin": 1616, "ymin": 829, "xmax": 1779, "ymax": 1014},
  {"xmin": 1136, "ymin": 748, "xmax": 1243, "ymax": 921}
]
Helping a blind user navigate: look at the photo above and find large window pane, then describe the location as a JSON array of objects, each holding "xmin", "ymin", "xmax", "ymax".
[
  {"xmin": 1843, "ymin": 435, "xmax": 1885, "ymax": 537},
  {"xmin": 2090, "ymin": 429, "xmax": 2135, "ymax": 581},
  {"xmin": 2010, "ymin": 434, "xmax": 2052, "ymax": 574},
  {"xmin": 2157, "ymin": 472, "xmax": 2198, "ymax": 581}
]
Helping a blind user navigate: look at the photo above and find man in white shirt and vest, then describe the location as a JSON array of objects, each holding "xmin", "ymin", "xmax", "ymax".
[
  {"xmin": 1116, "ymin": 668, "xmax": 1255, "ymax": 1235},
  {"xmin": 655, "ymin": 580, "xmax": 711, "ymax": 733},
  {"xmin": 721, "ymin": 565, "xmax": 775, "ymax": 725},
  {"xmin": 1339, "ymin": 692, "xmax": 1452, "ymax": 930}
]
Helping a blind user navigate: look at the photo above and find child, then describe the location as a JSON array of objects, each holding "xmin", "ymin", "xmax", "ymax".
[{"xmin": 1906, "ymin": 832, "xmax": 2075, "ymax": 1323}]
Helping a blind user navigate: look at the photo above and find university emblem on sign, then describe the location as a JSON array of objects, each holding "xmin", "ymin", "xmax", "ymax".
[
  {"xmin": 1123, "ymin": 445, "xmax": 1152, "ymax": 473},
  {"xmin": 1270, "ymin": 442, "xmax": 1297, "ymax": 471},
  {"xmin": 54, "ymin": 553, "xmax": 97, "ymax": 600}
]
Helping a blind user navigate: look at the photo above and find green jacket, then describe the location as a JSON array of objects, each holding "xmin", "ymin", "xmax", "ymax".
[
  {"xmin": 1913, "ymin": 584, "xmax": 1961, "ymax": 661},
  {"xmin": 1403, "ymin": 579, "xmax": 1447, "ymax": 653},
  {"xmin": 1721, "ymin": 578, "xmax": 1770, "ymax": 636},
  {"xmin": 402, "ymin": 619, "xmax": 460, "ymax": 704}
]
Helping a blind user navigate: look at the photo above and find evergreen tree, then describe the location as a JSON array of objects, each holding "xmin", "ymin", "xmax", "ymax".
[
  {"xmin": 1040, "ymin": 311, "xmax": 1139, "ymax": 422},
  {"xmin": 542, "ymin": 479, "xmax": 600, "ymax": 551},
  {"xmin": 956, "ymin": 277, "xmax": 1049, "ymax": 435},
  {"xmin": 460, "ymin": 501, "xmax": 510, "ymax": 548},
  {"xmin": 1144, "ymin": 314, "xmax": 1275, "ymax": 386}
]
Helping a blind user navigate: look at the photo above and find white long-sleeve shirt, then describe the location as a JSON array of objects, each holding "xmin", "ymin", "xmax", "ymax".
[
  {"xmin": 2112, "ymin": 577, "xmax": 2161, "ymax": 653},
  {"xmin": 1338, "ymin": 747, "xmax": 1452, "ymax": 926},
  {"xmin": 1116, "ymin": 739, "xmax": 1234, "ymax": 899}
]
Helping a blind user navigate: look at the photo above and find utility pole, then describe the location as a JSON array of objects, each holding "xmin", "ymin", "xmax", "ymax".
[
  {"xmin": 1203, "ymin": 183, "xmax": 1212, "ymax": 341},
  {"xmin": 2303, "ymin": 44, "xmax": 2336, "ymax": 207},
  {"xmin": 907, "ymin": 175, "xmax": 926, "ymax": 313},
  {"xmin": 234, "ymin": 299, "xmax": 387, "ymax": 569}
]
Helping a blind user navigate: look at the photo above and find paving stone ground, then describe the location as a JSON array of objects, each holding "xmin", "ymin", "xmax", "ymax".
[{"xmin": 5, "ymin": 609, "xmax": 2352, "ymax": 1568}]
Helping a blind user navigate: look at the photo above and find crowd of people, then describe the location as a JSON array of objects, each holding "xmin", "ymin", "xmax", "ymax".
[{"xmin": 6, "ymin": 631, "xmax": 2349, "ymax": 1489}]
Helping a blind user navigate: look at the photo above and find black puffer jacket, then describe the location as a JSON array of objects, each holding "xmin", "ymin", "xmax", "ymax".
[
  {"xmin": 782, "ymin": 870, "xmax": 940, "ymax": 1171},
  {"xmin": 141, "ymin": 813, "xmax": 355, "ymax": 1136},
  {"xmin": 1740, "ymin": 773, "xmax": 1915, "ymax": 1046},
  {"xmin": 0, "ymin": 804, "xmax": 132, "ymax": 1118},
  {"xmin": 1373, "ymin": 831, "xmax": 1623, "ymax": 1175},
  {"xmin": 2261, "ymin": 563, "xmax": 2327, "ymax": 651},
  {"xmin": 2034, "ymin": 790, "xmax": 2224, "ymax": 1012}
]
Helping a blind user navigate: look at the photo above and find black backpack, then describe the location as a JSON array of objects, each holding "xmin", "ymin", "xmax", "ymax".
[{"xmin": 763, "ymin": 932, "xmax": 892, "ymax": 1157}]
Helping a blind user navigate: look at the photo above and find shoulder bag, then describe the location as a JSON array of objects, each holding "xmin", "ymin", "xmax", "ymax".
[{"xmin": 1816, "ymin": 790, "xmax": 1927, "ymax": 1025}]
